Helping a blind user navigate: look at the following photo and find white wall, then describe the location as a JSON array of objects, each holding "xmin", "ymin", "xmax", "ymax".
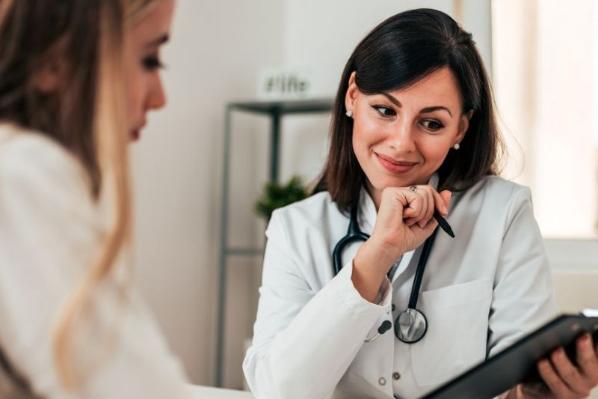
[
  {"xmin": 283, "ymin": 0, "xmax": 456, "ymax": 96},
  {"xmin": 131, "ymin": 0, "xmax": 283, "ymax": 387},
  {"xmin": 278, "ymin": 0, "xmax": 492, "ymax": 189}
]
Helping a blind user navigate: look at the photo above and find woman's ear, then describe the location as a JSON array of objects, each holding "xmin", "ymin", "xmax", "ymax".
[
  {"xmin": 344, "ymin": 71, "xmax": 358, "ymax": 115},
  {"xmin": 33, "ymin": 65, "xmax": 61, "ymax": 93},
  {"xmin": 456, "ymin": 110, "xmax": 473, "ymax": 144},
  {"xmin": 32, "ymin": 53, "xmax": 65, "ymax": 94}
]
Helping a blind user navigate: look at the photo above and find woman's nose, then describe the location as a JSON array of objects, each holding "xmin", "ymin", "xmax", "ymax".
[{"xmin": 147, "ymin": 75, "xmax": 166, "ymax": 111}]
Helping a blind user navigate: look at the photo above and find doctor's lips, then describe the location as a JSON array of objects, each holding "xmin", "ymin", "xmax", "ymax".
[{"xmin": 375, "ymin": 152, "xmax": 418, "ymax": 174}]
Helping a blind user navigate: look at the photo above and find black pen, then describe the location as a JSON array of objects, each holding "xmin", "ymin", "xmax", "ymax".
[{"xmin": 433, "ymin": 210, "xmax": 455, "ymax": 238}]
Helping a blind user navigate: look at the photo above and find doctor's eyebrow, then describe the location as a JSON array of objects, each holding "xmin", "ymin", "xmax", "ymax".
[
  {"xmin": 381, "ymin": 92, "xmax": 453, "ymax": 118},
  {"xmin": 381, "ymin": 92, "xmax": 402, "ymax": 107},
  {"xmin": 420, "ymin": 106, "xmax": 452, "ymax": 117}
]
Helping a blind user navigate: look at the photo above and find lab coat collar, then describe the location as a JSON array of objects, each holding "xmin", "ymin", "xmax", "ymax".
[{"xmin": 357, "ymin": 189, "xmax": 377, "ymax": 236}]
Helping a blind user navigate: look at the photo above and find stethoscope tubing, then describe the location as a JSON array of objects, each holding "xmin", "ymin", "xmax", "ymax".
[
  {"xmin": 331, "ymin": 204, "xmax": 440, "ymax": 344},
  {"xmin": 407, "ymin": 230, "xmax": 438, "ymax": 309}
]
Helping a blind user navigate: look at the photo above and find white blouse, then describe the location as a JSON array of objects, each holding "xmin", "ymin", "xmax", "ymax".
[{"xmin": 0, "ymin": 124, "xmax": 192, "ymax": 398}]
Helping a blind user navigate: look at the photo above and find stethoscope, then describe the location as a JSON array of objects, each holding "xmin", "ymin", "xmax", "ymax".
[{"xmin": 332, "ymin": 204, "xmax": 439, "ymax": 344}]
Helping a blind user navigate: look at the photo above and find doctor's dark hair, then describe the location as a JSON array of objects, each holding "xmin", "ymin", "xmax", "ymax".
[{"xmin": 314, "ymin": 8, "xmax": 503, "ymax": 212}]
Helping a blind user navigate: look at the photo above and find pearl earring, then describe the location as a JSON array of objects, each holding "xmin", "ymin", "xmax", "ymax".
[
  {"xmin": 453, "ymin": 143, "xmax": 460, "ymax": 150},
  {"xmin": 346, "ymin": 110, "xmax": 353, "ymax": 118}
]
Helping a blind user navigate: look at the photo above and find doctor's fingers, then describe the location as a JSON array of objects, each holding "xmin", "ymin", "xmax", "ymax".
[
  {"xmin": 377, "ymin": 188, "xmax": 422, "ymax": 229},
  {"xmin": 435, "ymin": 190, "xmax": 451, "ymax": 215},
  {"xmin": 418, "ymin": 189, "xmax": 435, "ymax": 228},
  {"xmin": 545, "ymin": 348, "xmax": 592, "ymax": 398},
  {"xmin": 407, "ymin": 215, "xmax": 438, "ymax": 245},
  {"xmin": 576, "ymin": 334, "xmax": 598, "ymax": 386},
  {"xmin": 552, "ymin": 345, "xmax": 596, "ymax": 396},
  {"xmin": 538, "ymin": 359, "xmax": 581, "ymax": 399},
  {"xmin": 410, "ymin": 187, "xmax": 443, "ymax": 228},
  {"xmin": 401, "ymin": 188, "xmax": 432, "ymax": 222}
]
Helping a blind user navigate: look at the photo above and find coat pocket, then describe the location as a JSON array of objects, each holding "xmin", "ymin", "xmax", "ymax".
[{"xmin": 410, "ymin": 279, "xmax": 492, "ymax": 389}]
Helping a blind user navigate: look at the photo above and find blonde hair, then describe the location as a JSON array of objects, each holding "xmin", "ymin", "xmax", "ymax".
[
  {"xmin": 48, "ymin": 0, "xmax": 166, "ymax": 390},
  {"xmin": 0, "ymin": 0, "xmax": 167, "ymax": 388}
]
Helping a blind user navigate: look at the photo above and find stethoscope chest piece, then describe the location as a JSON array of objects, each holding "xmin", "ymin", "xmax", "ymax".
[
  {"xmin": 395, "ymin": 308, "xmax": 428, "ymax": 344},
  {"xmin": 333, "ymin": 200, "xmax": 447, "ymax": 345}
]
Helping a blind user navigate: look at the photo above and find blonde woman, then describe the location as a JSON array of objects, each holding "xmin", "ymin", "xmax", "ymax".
[{"xmin": 0, "ymin": 0, "xmax": 194, "ymax": 398}]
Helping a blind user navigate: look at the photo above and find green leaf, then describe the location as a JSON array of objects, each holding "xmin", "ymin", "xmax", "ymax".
[{"xmin": 254, "ymin": 175, "xmax": 308, "ymax": 219}]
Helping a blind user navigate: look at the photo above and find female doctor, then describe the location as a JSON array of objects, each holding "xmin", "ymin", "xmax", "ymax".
[{"xmin": 243, "ymin": 8, "xmax": 598, "ymax": 399}]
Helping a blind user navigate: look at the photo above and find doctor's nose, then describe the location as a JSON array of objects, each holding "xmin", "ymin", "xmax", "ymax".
[{"xmin": 387, "ymin": 121, "xmax": 417, "ymax": 153}]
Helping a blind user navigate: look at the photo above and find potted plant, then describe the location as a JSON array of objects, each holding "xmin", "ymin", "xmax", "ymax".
[{"xmin": 255, "ymin": 176, "xmax": 308, "ymax": 220}]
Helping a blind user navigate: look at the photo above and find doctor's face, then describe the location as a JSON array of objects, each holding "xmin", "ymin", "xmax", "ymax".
[
  {"xmin": 125, "ymin": 0, "xmax": 176, "ymax": 142},
  {"xmin": 345, "ymin": 67, "xmax": 470, "ymax": 200}
]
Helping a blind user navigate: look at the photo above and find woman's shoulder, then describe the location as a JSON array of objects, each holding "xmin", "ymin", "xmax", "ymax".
[
  {"xmin": 0, "ymin": 123, "xmax": 91, "ymax": 193},
  {"xmin": 0, "ymin": 123, "xmax": 97, "ymax": 228}
]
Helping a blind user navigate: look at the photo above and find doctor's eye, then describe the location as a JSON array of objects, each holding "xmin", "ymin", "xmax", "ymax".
[
  {"xmin": 372, "ymin": 105, "xmax": 396, "ymax": 117},
  {"xmin": 142, "ymin": 54, "xmax": 165, "ymax": 71},
  {"xmin": 420, "ymin": 119, "xmax": 445, "ymax": 132}
]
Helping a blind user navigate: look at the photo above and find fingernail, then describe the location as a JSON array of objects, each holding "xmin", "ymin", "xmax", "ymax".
[
  {"xmin": 551, "ymin": 349, "xmax": 559, "ymax": 359},
  {"xmin": 539, "ymin": 359, "xmax": 549, "ymax": 370},
  {"xmin": 557, "ymin": 348, "xmax": 565, "ymax": 357}
]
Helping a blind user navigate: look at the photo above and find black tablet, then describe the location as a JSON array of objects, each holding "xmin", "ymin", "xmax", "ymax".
[{"xmin": 422, "ymin": 313, "xmax": 598, "ymax": 399}]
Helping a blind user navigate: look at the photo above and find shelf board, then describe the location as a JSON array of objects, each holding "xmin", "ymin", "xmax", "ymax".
[{"xmin": 229, "ymin": 98, "xmax": 334, "ymax": 115}]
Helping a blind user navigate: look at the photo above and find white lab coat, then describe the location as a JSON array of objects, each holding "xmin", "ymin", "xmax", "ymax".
[
  {"xmin": 0, "ymin": 124, "xmax": 192, "ymax": 398},
  {"xmin": 243, "ymin": 176, "xmax": 556, "ymax": 399}
]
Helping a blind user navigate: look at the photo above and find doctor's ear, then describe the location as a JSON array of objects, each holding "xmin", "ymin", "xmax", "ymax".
[{"xmin": 345, "ymin": 72, "xmax": 359, "ymax": 117}]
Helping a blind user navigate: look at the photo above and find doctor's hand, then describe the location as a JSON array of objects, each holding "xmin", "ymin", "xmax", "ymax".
[
  {"xmin": 374, "ymin": 185, "xmax": 451, "ymax": 254},
  {"xmin": 510, "ymin": 333, "xmax": 598, "ymax": 399},
  {"xmin": 352, "ymin": 185, "xmax": 451, "ymax": 303}
]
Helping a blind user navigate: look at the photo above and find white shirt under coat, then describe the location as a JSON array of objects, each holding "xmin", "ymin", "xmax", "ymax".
[{"xmin": 243, "ymin": 176, "xmax": 557, "ymax": 399}]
